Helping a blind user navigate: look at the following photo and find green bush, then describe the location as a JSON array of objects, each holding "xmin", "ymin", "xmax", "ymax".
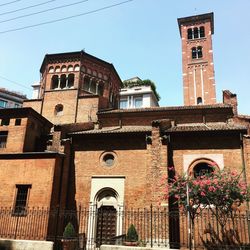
[
  {"xmin": 126, "ymin": 224, "xmax": 138, "ymax": 242},
  {"xmin": 63, "ymin": 222, "xmax": 76, "ymax": 239}
]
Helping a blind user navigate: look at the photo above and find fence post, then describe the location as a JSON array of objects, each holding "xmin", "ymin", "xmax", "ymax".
[
  {"xmin": 150, "ymin": 204, "xmax": 153, "ymax": 248},
  {"xmin": 14, "ymin": 210, "xmax": 20, "ymax": 239},
  {"xmin": 54, "ymin": 206, "xmax": 60, "ymax": 250}
]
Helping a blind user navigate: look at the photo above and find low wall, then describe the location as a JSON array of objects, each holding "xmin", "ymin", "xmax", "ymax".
[
  {"xmin": 100, "ymin": 245, "xmax": 179, "ymax": 250},
  {"xmin": 0, "ymin": 239, "xmax": 53, "ymax": 250}
]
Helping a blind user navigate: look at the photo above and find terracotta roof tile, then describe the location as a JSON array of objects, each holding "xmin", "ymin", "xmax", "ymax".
[
  {"xmin": 166, "ymin": 123, "xmax": 247, "ymax": 132},
  {"xmin": 98, "ymin": 104, "xmax": 232, "ymax": 114},
  {"xmin": 69, "ymin": 126, "xmax": 152, "ymax": 135}
]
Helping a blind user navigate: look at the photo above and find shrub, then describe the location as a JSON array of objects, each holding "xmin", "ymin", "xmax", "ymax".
[
  {"xmin": 126, "ymin": 224, "xmax": 138, "ymax": 242},
  {"xmin": 63, "ymin": 222, "xmax": 76, "ymax": 239}
]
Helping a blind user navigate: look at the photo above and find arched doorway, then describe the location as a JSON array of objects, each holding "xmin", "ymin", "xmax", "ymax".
[{"xmin": 95, "ymin": 188, "xmax": 118, "ymax": 247}]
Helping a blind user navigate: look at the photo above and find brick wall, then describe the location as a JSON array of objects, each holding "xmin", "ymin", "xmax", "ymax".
[{"xmin": 0, "ymin": 157, "xmax": 58, "ymax": 208}]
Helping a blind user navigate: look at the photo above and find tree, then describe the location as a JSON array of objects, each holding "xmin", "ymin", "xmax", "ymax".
[{"xmin": 164, "ymin": 167, "xmax": 249, "ymax": 249}]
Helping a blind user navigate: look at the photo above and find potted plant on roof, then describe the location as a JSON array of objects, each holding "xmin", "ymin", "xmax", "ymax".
[
  {"xmin": 124, "ymin": 224, "xmax": 139, "ymax": 246},
  {"xmin": 61, "ymin": 222, "xmax": 77, "ymax": 250}
]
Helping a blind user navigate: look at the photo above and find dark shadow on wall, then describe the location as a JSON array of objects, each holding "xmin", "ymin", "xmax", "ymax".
[{"xmin": 0, "ymin": 240, "xmax": 13, "ymax": 250}]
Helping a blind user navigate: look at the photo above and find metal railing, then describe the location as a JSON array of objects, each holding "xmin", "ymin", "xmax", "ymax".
[{"xmin": 0, "ymin": 206, "xmax": 249, "ymax": 249}]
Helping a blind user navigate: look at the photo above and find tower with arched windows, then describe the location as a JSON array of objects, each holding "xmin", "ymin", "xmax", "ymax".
[{"xmin": 178, "ymin": 12, "xmax": 216, "ymax": 105}]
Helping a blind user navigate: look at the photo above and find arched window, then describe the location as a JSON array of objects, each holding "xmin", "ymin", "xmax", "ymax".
[
  {"xmin": 51, "ymin": 75, "xmax": 59, "ymax": 89},
  {"xmin": 193, "ymin": 27, "xmax": 199, "ymax": 39},
  {"xmin": 68, "ymin": 65, "xmax": 73, "ymax": 72},
  {"xmin": 81, "ymin": 65, "xmax": 86, "ymax": 73},
  {"xmin": 74, "ymin": 64, "xmax": 80, "ymax": 71},
  {"xmin": 83, "ymin": 77, "xmax": 90, "ymax": 91},
  {"xmin": 187, "ymin": 28, "xmax": 193, "ymax": 39},
  {"xmin": 54, "ymin": 104, "xmax": 63, "ymax": 116},
  {"xmin": 197, "ymin": 46, "xmax": 203, "ymax": 58},
  {"xmin": 90, "ymin": 80, "xmax": 97, "ymax": 93},
  {"xmin": 61, "ymin": 65, "xmax": 67, "ymax": 72},
  {"xmin": 48, "ymin": 66, "xmax": 54, "ymax": 73},
  {"xmin": 193, "ymin": 162, "xmax": 214, "ymax": 178},
  {"xmin": 68, "ymin": 74, "xmax": 74, "ymax": 88},
  {"xmin": 197, "ymin": 97, "xmax": 203, "ymax": 104},
  {"xmin": 191, "ymin": 47, "xmax": 203, "ymax": 59},
  {"xmin": 55, "ymin": 66, "xmax": 60, "ymax": 73},
  {"xmin": 192, "ymin": 47, "xmax": 197, "ymax": 59},
  {"xmin": 200, "ymin": 26, "xmax": 205, "ymax": 38},
  {"xmin": 60, "ymin": 74, "xmax": 67, "ymax": 89}
]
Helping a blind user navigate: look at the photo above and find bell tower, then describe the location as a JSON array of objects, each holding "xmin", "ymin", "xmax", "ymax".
[{"xmin": 178, "ymin": 12, "xmax": 216, "ymax": 105}]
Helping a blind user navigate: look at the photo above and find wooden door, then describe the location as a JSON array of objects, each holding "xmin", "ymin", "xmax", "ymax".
[{"xmin": 96, "ymin": 206, "xmax": 117, "ymax": 247}]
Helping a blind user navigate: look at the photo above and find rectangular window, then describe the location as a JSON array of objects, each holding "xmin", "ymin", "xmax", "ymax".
[
  {"xmin": 0, "ymin": 99, "xmax": 7, "ymax": 108},
  {"xmin": 0, "ymin": 131, "xmax": 8, "ymax": 148},
  {"xmin": 13, "ymin": 185, "xmax": 31, "ymax": 216},
  {"xmin": 119, "ymin": 99, "xmax": 127, "ymax": 109},
  {"xmin": 1, "ymin": 118, "xmax": 10, "ymax": 126},
  {"xmin": 134, "ymin": 97, "xmax": 143, "ymax": 108},
  {"xmin": 14, "ymin": 104, "xmax": 19, "ymax": 108},
  {"xmin": 15, "ymin": 118, "xmax": 22, "ymax": 126}
]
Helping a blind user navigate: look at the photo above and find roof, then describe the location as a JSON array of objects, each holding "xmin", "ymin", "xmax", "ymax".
[
  {"xmin": 69, "ymin": 126, "xmax": 152, "ymax": 135},
  {"xmin": 177, "ymin": 12, "xmax": 214, "ymax": 36},
  {"xmin": 0, "ymin": 88, "xmax": 27, "ymax": 99},
  {"xmin": 39, "ymin": 50, "xmax": 122, "ymax": 84},
  {"xmin": 98, "ymin": 104, "xmax": 232, "ymax": 115},
  {"xmin": 0, "ymin": 107, "xmax": 53, "ymax": 127},
  {"xmin": 166, "ymin": 122, "xmax": 247, "ymax": 133}
]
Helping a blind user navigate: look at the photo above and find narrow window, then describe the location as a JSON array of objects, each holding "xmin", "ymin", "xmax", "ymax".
[
  {"xmin": 0, "ymin": 99, "xmax": 7, "ymax": 108},
  {"xmin": 54, "ymin": 104, "xmax": 63, "ymax": 116},
  {"xmin": 15, "ymin": 118, "xmax": 22, "ymax": 126},
  {"xmin": 0, "ymin": 131, "xmax": 8, "ymax": 148},
  {"xmin": 68, "ymin": 74, "xmax": 74, "ymax": 88},
  {"xmin": 197, "ymin": 46, "xmax": 203, "ymax": 58},
  {"xmin": 119, "ymin": 99, "xmax": 127, "ymax": 109},
  {"xmin": 200, "ymin": 26, "xmax": 205, "ymax": 38},
  {"xmin": 1, "ymin": 118, "xmax": 10, "ymax": 126},
  {"xmin": 197, "ymin": 97, "xmax": 203, "ymax": 105},
  {"xmin": 134, "ymin": 96, "xmax": 143, "ymax": 108},
  {"xmin": 83, "ymin": 77, "xmax": 90, "ymax": 91},
  {"xmin": 14, "ymin": 185, "xmax": 31, "ymax": 216},
  {"xmin": 90, "ymin": 80, "xmax": 96, "ymax": 93},
  {"xmin": 60, "ymin": 74, "xmax": 67, "ymax": 89},
  {"xmin": 51, "ymin": 75, "xmax": 59, "ymax": 89},
  {"xmin": 193, "ymin": 27, "xmax": 199, "ymax": 39},
  {"xmin": 192, "ymin": 47, "xmax": 197, "ymax": 59},
  {"xmin": 187, "ymin": 28, "xmax": 193, "ymax": 39},
  {"xmin": 14, "ymin": 104, "xmax": 19, "ymax": 108}
]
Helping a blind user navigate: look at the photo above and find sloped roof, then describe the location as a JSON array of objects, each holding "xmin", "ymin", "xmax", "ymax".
[
  {"xmin": 69, "ymin": 126, "xmax": 152, "ymax": 135},
  {"xmin": 166, "ymin": 122, "xmax": 247, "ymax": 132},
  {"xmin": 98, "ymin": 104, "xmax": 232, "ymax": 115}
]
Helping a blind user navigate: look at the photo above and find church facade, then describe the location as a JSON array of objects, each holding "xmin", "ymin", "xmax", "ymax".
[{"xmin": 0, "ymin": 12, "xmax": 250, "ymax": 249}]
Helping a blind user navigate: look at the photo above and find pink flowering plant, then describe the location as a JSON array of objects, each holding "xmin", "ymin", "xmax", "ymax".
[
  {"xmin": 165, "ymin": 166, "xmax": 250, "ymax": 248},
  {"xmin": 166, "ymin": 167, "xmax": 249, "ymax": 216}
]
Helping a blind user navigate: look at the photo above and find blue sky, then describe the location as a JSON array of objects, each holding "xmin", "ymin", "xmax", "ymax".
[{"xmin": 0, "ymin": 0, "xmax": 249, "ymax": 114}]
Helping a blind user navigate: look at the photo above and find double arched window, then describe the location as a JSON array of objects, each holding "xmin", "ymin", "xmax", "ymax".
[
  {"xmin": 187, "ymin": 26, "xmax": 205, "ymax": 40},
  {"xmin": 191, "ymin": 46, "xmax": 203, "ymax": 59}
]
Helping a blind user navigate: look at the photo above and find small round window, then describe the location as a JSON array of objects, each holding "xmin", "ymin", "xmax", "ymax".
[{"xmin": 101, "ymin": 152, "xmax": 116, "ymax": 167}]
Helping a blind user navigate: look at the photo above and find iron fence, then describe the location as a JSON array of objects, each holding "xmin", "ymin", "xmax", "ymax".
[{"xmin": 0, "ymin": 206, "xmax": 249, "ymax": 249}]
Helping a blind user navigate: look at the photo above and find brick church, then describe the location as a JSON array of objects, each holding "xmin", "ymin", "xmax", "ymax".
[{"xmin": 0, "ymin": 12, "xmax": 250, "ymax": 248}]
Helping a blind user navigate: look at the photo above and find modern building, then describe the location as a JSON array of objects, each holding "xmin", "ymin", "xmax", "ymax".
[
  {"xmin": 119, "ymin": 77, "xmax": 159, "ymax": 109},
  {"xmin": 0, "ymin": 12, "xmax": 249, "ymax": 249},
  {"xmin": 0, "ymin": 88, "xmax": 26, "ymax": 109}
]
